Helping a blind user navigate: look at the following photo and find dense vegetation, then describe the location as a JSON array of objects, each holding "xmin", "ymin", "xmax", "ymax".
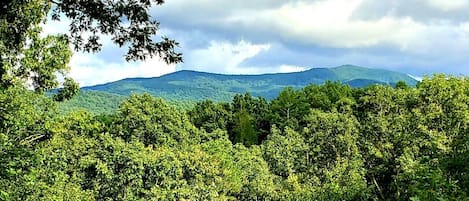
[
  {"xmin": 1, "ymin": 0, "xmax": 182, "ymax": 102},
  {"xmin": 1, "ymin": 1, "xmax": 467, "ymax": 200},
  {"xmin": 2, "ymin": 77, "xmax": 468, "ymax": 200},
  {"xmin": 61, "ymin": 65, "xmax": 417, "ymax": 114},
  {"xmin": 58, "ymin": 91, "xmax": 195, "ymax": 114}
]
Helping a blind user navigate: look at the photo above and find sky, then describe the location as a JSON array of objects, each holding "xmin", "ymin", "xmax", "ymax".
[{"xmin": 44, "ymin": 0, "xmax": 469, "ymax": 86}]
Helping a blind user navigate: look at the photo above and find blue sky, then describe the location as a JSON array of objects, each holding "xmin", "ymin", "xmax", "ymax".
[{"xmin": 45, "ymin": 0, "xmax": 469, "ymax": 86}]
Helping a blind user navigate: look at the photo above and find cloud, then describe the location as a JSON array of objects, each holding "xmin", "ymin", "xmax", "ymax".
[
  {"xmin": 354, "ymin": 0, "xmax": 469, "ymax": 23},
  {"xmin": 40, "ymin": 0, "xmax": 469, "ymax": 86},
  {"xmin": 427, "ymin": 0, "xmax": 468, "ymax": 11},
  {"xmin": 178, "ymin": 40, "xmax": 313, "ymax": 74},
  {"xmin": 182, "ymin": 40, "xmax": 271, "ymax": 74},
  {"xmin": 152, "ymin": 0, "xmax": 469, "ymax": 76},
  {"xmin": 69, "ymin": 53, "xmax": 175, "ymax": 86},
  {"xmin": 41, "ymin": 16, "xmax": 176, "ymax": 87},
  {"xmin": 161, "ymin": 0, "xmax": 468, "ymax": 54},
  {"xmin": 237, "ymin": 0, "xmax": 426, "ymax": 49},
  {"xmin": 277, "ymin": 65, "xmax": 308, "ymax": 73}
]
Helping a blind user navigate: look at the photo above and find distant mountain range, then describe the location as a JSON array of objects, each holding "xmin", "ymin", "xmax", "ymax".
[{"xmin": 60, "ymin": 65, "xmax": 418, "ymax": 113}]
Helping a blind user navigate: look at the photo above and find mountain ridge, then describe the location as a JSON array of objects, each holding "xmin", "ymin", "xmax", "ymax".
[
  {"xmin": 85, "ymin": 64, "xmax": 414, "ymax": 88},
  {"xmin": 83, "ymin": 65, "xmax": 417, "ymax": 101},
  {"xmin": 62, "ymin": 65, "xmax": 418, "ymax": 113}
]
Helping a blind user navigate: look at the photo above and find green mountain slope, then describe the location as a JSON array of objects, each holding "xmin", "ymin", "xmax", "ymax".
[
  {"xmin": 85, "ymin": 65, "xmax": 416, "ymax": 100},
  {"xmin": 330, "ymin": 65, "xmax": 417, "ymax": 83},
  {"xmin": 60, "ymin": 65, "xmax": 417, "ymax": 114},
  {"xmin": 59, "ymin": 90, "xmax": 127, "ymax": 114}
]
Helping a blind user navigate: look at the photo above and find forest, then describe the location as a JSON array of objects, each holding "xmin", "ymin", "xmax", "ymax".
[
  {"xmin": 1, "ymin": 0, "xmax": 468, "ymax": 200},
  {"xmin": 58, "ymin": 64, "xmax": 418, "ymax": 114},
  {"xmin": 1, "ymin": 77, "xmax": 468, "ymax": 200}
]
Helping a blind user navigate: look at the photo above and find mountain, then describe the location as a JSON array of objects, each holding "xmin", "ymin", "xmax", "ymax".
[
  {"xmin": 60, "ymin": 65, "xmax": 417, "ymax": 113},
  {"xmin": 84, "ymin": 65, "xmax": 417, "ymax": 100}
]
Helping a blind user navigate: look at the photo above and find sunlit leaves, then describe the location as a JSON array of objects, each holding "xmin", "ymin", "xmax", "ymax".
[
  {"xmin": 1, "ymin": 75, "xmax": 469, "ymax": 200},
  {"xmin": 113, "ymin": 94, "xmax": 199, "ymax": 147}
]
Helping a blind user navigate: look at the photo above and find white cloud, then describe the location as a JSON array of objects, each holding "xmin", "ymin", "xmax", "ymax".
[
  {"xmin": 427, "ymin": 0, "xmax": 468, "ymax": 11},
  {"xmin": 202, "ymin": 0, "xmax": 469, "ymax": 63},
  {"xmin": 277, "ymin": 65, "xmax": 308, "ymax": 73},
  {"xmin": 180, "ymin": 40, "xmax": 311, "ymax": 75},
  {"xmin": 408, "ymin": 74, "xmax": 423, "ymax": 81},
  {"xmin": 227, "ymin": 0, "xmax": 427, "ymax": 49},
  {"xmin": 41, "ymin": 16, "xmax": 175, "ymax": 87},
  {"xmin": 70, "ymin": 53, "xmax": 175, "ymax": 86},
  {"xmin": 41, "ymin": 18, "xmax": 69, "ymax": 36},
  {"xmin": 39, "ymin": 0, "xmax": 469, "ymax": 83},
  {"xmin": 185, "ymin": 40, "xmax": 271, "ymax": 74}
]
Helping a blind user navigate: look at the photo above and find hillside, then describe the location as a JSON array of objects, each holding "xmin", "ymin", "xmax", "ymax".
[{"xmin": 60, "ymin": 65, "xmax": 417, "ymax": 113}]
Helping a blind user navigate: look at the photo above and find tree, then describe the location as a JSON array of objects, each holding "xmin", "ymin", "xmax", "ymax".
[
  {"xmin": 23, "ymin": 111, "xmax": 104, "ymax": 200},
  {"xmin": 270, "ymin": 87, "xmax": 309, "ymax": 130},
  {"xmin": 231, "ymin": 144, "xmax": 279, "ymax": 200},
  {"xmin": 232, "ymin": 110, "xmax": 258, "ymax": 146},
  {"xmin": 229, "ymin": 93, "xmax": 270, "ymax": 145},
  {"xmin": 303, "ymin": 110, "xmax": 369, "ymax": 200},
  {"xmin": 1, "ymin": 0, "xmax": 181, "ymax": 98},
  {"xmin": 303, "ymin": 81, "xmax": 354, "ymax": 111},
  {"xmin": 355, "ymin": 85, "xmax": 413, "ymax": 200},
  {"xmin": 262, "ymin": 126, "xmax": 308, "ymax": 178},
  {"xmin": 394, "ymin": 80, "xmax": 410, "ymax": 90},
  {"xmin": 0, "ymin": 86, "xmax": 59, "ymax": 199},
  {"xmin": 398, "ymin": 75, "xmax": 469, "ymax": 200},
  {"xmin": 1, "ymin": 1, "xmax": 183, "ymax": 191},
  {"xmin": 188, "ymin": 100, "xmax": 231, "ymax": 133},
  {"xmin": 112, "ymin": 94, "xmax": 199, "ymax": 147}
]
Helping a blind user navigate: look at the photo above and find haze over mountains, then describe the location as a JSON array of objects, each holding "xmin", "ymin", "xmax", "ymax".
[{"xmin": 61, "ymin": 65, "xmax": 417, "ymax": 113}]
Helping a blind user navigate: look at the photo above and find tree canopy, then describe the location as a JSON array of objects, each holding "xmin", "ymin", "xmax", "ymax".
[
  {"xmin": 1, "ymin": 0, "xmax": 182, "ymax": 99},
  {"xmin": 0, "ymin": 1, "xmax": 467, "ymax": 200},
  {"xmin": 1, "ymin": 74, "xmax": 469, "ymax": 200}
]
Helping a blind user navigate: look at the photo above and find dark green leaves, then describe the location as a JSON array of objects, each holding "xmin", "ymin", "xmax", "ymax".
[
  {"xmin": 54, "ymin": 78, "xmax": 79, "ymax": 102},
  {"xmin": 1, "ymin": 0, "xmax": 181, "ymax": 102},
  {"xmin": 1, "ymin": 74, "xmax": 469, "ymax": 200},
  {"xmin": 51, "ymin": 0, "xmax": 182, "ymax": 62}
]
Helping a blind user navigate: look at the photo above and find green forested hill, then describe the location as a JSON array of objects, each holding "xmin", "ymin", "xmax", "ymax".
[
  {"xmin": 59, "ymin": 90, "xmax": 127, "ymax": 114},
  {"xmin": 4, "ymin": 75, "xmax": 468, "ymax": 200},
  {"xmin": 4, "ymin": 0, "xmax": 467, "ymax": 199},
  {"xmin": 60, "ymin": 65, "xmax": 417, "ymax": 113},
  {"xmin": 85, "ymin": 64, "xmax": 417, "ymax": 101}
]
